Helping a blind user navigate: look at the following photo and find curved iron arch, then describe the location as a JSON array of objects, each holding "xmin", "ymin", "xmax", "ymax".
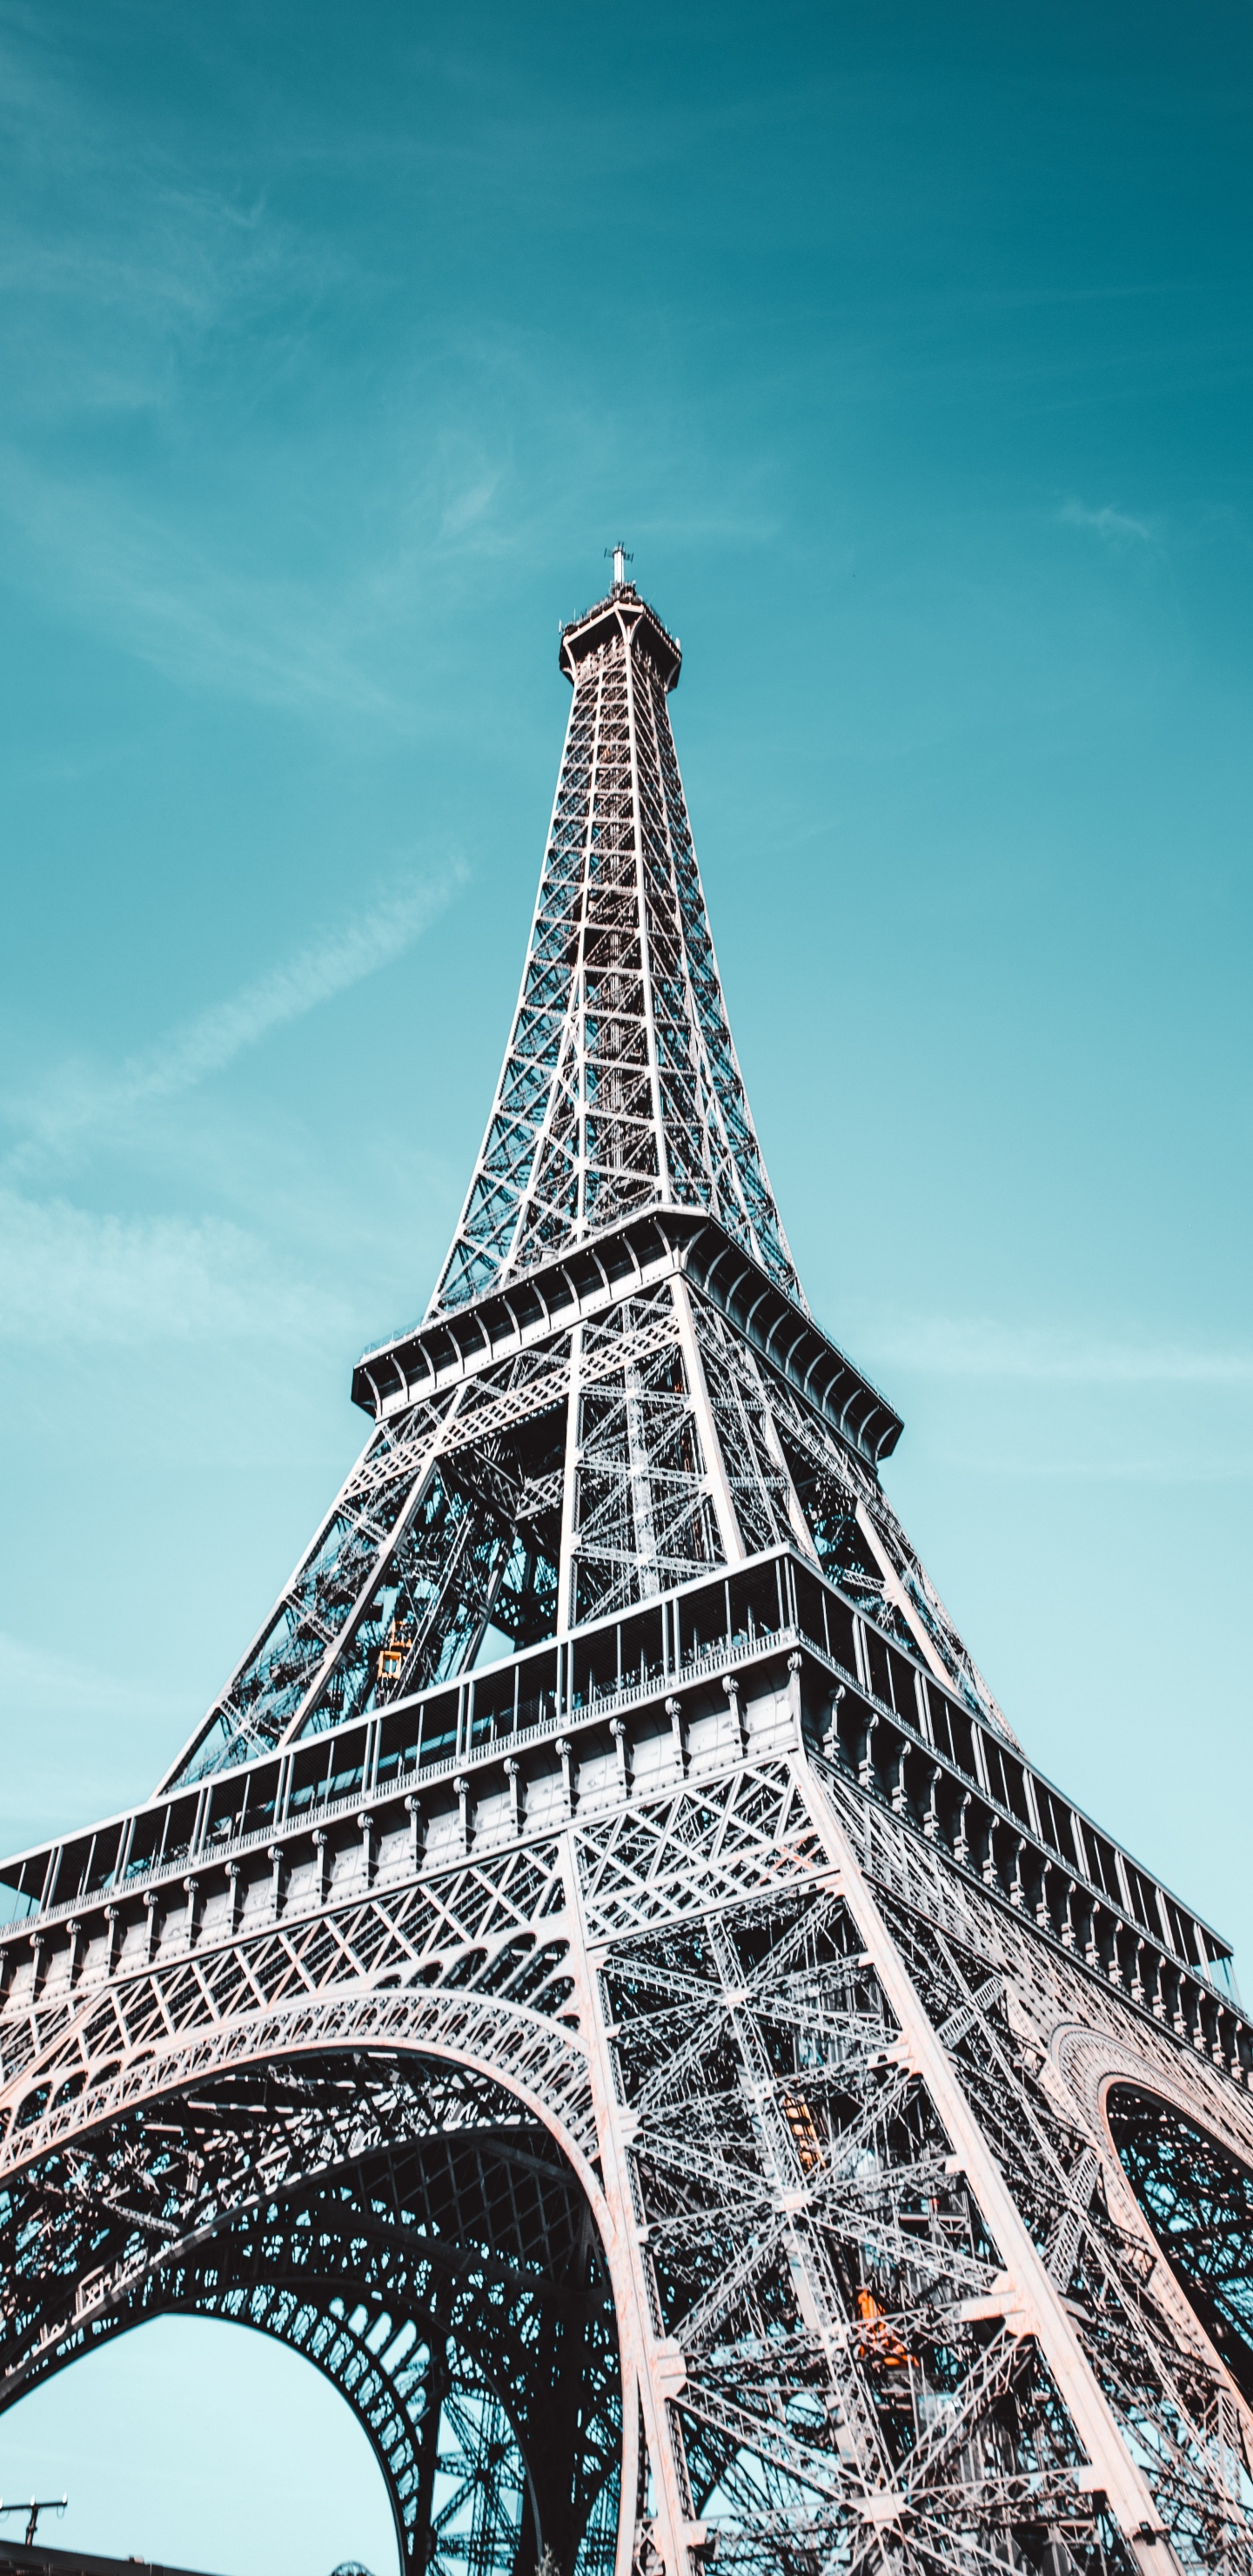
[
  {"xmin": 1108, "ymin": 2082, "xmax": 1253, "ymax": 2410},
  {"xmin": 0, "ymin": 2050, "xmax": 621, "ymax": 2576}
]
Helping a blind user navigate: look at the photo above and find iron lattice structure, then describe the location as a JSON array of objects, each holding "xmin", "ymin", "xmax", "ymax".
[{"xmin": 3, "ymin": 572, "xmax": 1253, "ymax": 2576}]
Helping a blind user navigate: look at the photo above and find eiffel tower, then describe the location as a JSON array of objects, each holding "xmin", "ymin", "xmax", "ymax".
[{"xmin": 3, "ymin": 555, "xmax": 1252, "ymax": 2576}]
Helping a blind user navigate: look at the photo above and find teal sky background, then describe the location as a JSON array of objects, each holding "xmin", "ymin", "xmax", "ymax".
[{"xmin": 2, "ymin": 0, "xmax": 1252, "ymax": 2566}]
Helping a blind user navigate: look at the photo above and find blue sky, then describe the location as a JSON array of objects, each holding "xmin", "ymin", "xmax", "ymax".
[{"xmin": 2, "ymin": 0, "xmax": 1252, "ymax": 2565}]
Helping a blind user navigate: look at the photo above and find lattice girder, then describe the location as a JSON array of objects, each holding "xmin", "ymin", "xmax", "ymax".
[
  {"xmin": 0, "ymin": 2063, "xmax": 620, "ymax": 2575},
  {"xmin": 4, "ymin": 573, "xmax": 1253, "ymax": 2576},
  {"xmin": 161, "ymin": 1243, "xmax": 988, "ymax": 1794},
  {"xmin": 4, "ymin": 1688, "xmax": 1253, "ymax": 2571},
  {"xmin": 432, "ymin": 587, "xmax": 801, "ymax": 1317}
]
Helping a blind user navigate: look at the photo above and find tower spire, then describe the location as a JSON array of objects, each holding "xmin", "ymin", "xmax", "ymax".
[{"xmin": 431, "ymin": 569, "xmax": 801, "ymax": 1318}]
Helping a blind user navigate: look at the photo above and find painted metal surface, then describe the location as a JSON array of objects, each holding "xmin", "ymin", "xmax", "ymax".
[{"xmin": 2, "ymin": 574, "xmax": 1251, "ymax": 2573}]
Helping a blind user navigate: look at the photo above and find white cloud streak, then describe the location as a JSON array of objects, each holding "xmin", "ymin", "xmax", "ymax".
[
  {"xmin": 1057, "ymin": 497, "xmax": 1157, "ymax": 547},
  {"xmin": 0, "ymin": 1190, "xmax": 348, "ymax": 1347},
  {"xmin": 864, "ymin": 1314, "xmax": 1253, "ymax": 1387},
  {"xmin": 9, "ymin": 863, "xmax": 465, "ymax": 1165},
  {"xmin": 0, "ymin": 1630, "xmax": 191, "ymax": 1847},
  {"xmin": 0, "ymin": 450, "xmax": 414, "ymax": 720},
  {"xmin": 0, "ymin": 865, "xmax": 464, "ymax": 1343},
  {"xmin": 955, "ymin": 1454, "xmax": 1253, "ymax": 1484}
]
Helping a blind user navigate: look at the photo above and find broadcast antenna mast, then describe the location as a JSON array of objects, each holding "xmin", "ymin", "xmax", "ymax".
[{"xmin": 0, "ymin": 2500, "xmax": 68, "ymax": 2547}]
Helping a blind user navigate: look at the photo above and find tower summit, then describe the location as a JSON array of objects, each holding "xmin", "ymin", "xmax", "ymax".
[
  {"xmin": 432, "ymin": 564, "xmax": 790, "ymax": 1320},
  {"xmin": 0, "ymin": 573, "xmax": 1250, "ymax": 2576}
]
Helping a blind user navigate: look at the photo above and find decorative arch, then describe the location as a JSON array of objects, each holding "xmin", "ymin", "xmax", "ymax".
[
  {"xmin": 1106, "ymin": 2083, "xmax": 1253, "ymax": 2411},
  {"xmin": 0, "ymin": 2049, "xmax": 622, "ymax": 2576}
]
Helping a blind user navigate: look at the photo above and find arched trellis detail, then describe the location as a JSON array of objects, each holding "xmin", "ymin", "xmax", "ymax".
[
  {"xmin": 37, "ymin": 2277, "xmax": 529, "ymax": 2576},
  {"xmin": 1049, "ymin": 2019, "xmax": 1253, "ymax": 2454},
  {"xmin": 4, "ymin": 1733, "xmax": 1253, "ymax": 2568},
  {"xmin": 0, "ymin": 2056, "xmax": 621, "ymax": 2576},
  {"xmin": 0, "ymin": 1912, "xmax": 600, "ymax": 2187}
]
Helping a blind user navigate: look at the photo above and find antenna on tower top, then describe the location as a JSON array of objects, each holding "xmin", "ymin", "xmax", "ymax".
[{"xmin": 606, "ymin": 542, "xmax": 633, "ymax": 590}]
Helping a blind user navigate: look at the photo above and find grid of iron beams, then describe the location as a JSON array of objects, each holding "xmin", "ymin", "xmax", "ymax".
[
  {"xmin": 0, "ymin": 1553, "xmax": 1237, "ymax": 2080},
  {"xmin": 430, "ymin": 586, "xmax": 800, "ymax": 1315},
  {"xmin": 3, "ymin": 572, "xmax": 1252, "ymax": 2576},
  {"xmin": 3, "ymin": 1703, "xmax": 1252, "ymax": 2567}
]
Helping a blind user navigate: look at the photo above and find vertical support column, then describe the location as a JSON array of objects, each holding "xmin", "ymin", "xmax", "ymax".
[
  {"xmin": 560, "ymin": 1843, "xmax": 705, "ymax": 2576},
  {"xmin": 754, "ymin": 1367, "xmax": 821, "ymax": 1564},
  {"xmin": 925, "ymin": 1765, "xmax": 944, "ymax": 1841},
  {"xmin": 623, "ymin": 633, "xmax": 673, "ymax": 1206},
  {"xmin": 113, "ymin": 1815, "xmax": 136, "ymax": 1889},
  {"xmin": 786, "ymin": 1647, "xmax": 804, "ymax": 1748},
  {"xmin": 669, "ymin": 1276, "xmax": 746, "ymax": 1570},
  {"xmin": 955, "ymin": 1790, "xmax": 972, "ymax": 1869},
  {"xmin": 982, "ymin": 1819, "xmax": 1000, "ymax": 1891},
  {"xmin": 556, "ymin": 1739, "xmax": 574, "ymax": 1821},
  {"xmin": 822, "ymin": 1682, "xmax": 847, "ymax": 1761},
  {"xmin": 666, "ymin": 1697, "xmax": 686, "ymax": 1780},
  {"xmin": 852, "ymin": 1616, "xmax": 869, "ymax": 1693},
  {"xmin": 889, "ymin": 1741, "xmax": 908, "ymax": 1818},
  {"xmin": 624, "ymin": 1354, "xmax": 661, "ymax": 1602},
  {"xmin": 610, "ymin": 1721, "xmax": 630, "ymax": 1797},
  {"xmin": 858, "ymin": 1710, "xmax": 878, "ymax": 1794},
  {"xmin": 852, "ymin": 1497, "xmax": 957, "ymax": 1700},
  {"xmin": 801, "ymin": 1755, "xmax": 1187, "ymax": 2573},
  {"xmin": 558, "ymin": 1324, "xmax": 585, "ymax": 1639}
]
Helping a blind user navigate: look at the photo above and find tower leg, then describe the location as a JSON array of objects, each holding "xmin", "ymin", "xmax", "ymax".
[{"xmin": 803, "ymin": 1756, "xmax": 1185, "ymax": 2573}]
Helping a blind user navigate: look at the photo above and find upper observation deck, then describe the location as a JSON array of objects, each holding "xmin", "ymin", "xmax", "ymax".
[{"xmin": 559, "ymin": 580, "xmax": 682, "ymax": 693}]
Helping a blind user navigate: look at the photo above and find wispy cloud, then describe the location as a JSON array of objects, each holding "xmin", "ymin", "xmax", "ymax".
[
  {"xmin": 8, "ymin": 864, "xmax": 465, "ymax": 1167},
  {"xmin": 0, "ymin": 1629, "xmax": 191, "ymax": 1847},
  {"xmin": 1057, "ymin": 497, "xmax": 1158, "ymax": 547},
  {"xmin": 865, "ymin": 1313, "xmax": 1253, "ymax": 1387},
  {"xmin": 0, "ymin": 19, "xmax": 412, "ymax": 721},
  {"xmin": 955, "ymin": 1453, "xmax": 1253, "ymax": 1485},
  {"xmin": 0, "ymin": 8, "xmax": 333, "ymax": 392},
  {"xmin": 0, "ymin": 1190, "xmax": 348, "ymax": 1347},
  {"xmin": 0, "ymin": 449, "xmax": 419, "ymax": 718}
]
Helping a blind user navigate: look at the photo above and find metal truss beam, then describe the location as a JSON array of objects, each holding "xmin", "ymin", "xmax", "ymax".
[{"xmin": 3, "ymin": 573, "xmax": 1251, "ymax": 2576}]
